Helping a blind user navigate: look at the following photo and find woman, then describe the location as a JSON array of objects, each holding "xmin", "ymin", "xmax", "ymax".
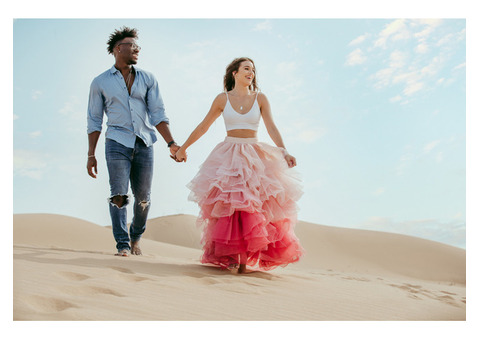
[{"xmin": 174, "ymin": 57, "xmax": 304, "ymax": 274}]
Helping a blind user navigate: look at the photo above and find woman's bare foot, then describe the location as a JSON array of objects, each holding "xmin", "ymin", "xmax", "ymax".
[
  {"xmin": 238, "ymin": 264, "xmax": 248, "ymax": 274},
  {"xmin": 130, "ymin": 241, "xmax": 142, "ymax": 255},
  {"xmin": 228, "ymin": 263, "xmax": 239, "ymax": 270}
]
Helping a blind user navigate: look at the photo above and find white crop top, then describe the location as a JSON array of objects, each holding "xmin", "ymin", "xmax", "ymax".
[{"xmin": 222, "ymin": 92, "xmax": 261, "ymax": 131}]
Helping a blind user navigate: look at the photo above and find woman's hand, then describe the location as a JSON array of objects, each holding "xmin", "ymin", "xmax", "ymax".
[{"xmin": 285, "ymin": 154, "xmax": 297, "ymax": 168}]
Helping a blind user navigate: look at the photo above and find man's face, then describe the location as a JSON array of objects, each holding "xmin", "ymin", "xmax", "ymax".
[{"xmin": 115, "ymin": 37, "xmax": 140, "ymax": 65}]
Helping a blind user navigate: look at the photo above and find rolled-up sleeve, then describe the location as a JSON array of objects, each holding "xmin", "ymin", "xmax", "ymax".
[
  {"xmin": 147, "ymin": 77, "xmax": 169, "ymax": 127},
  {"xmin": 87, "ymin": 79, "xmax": 105, "ymax": 134}
]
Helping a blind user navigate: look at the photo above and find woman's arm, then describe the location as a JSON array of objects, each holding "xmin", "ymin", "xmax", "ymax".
[
  {"xmin": 174, "ymin": 93, "xmax": 226, "ymax": 162},
  {"xmin": 258, "ymin": 93, "xmax": 297, "ymax": 168}
]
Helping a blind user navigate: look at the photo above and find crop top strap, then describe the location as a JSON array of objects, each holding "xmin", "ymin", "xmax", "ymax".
[{"xmin": 225, "ymin": 91, "xmax": 229, "ymax": 102}]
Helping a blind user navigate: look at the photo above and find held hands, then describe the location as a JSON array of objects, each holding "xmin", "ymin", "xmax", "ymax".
[
  {"xmin": 173, "ymin": 147, "xmax": 187, "ymax": 162},
  {"xmin": 169, "ymin": 143, "xmax": 187, "ymax": 162}
]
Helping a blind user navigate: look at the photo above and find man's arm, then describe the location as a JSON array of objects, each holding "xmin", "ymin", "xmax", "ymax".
[
  {"xmin": 155, "ymin": 122, "xmax": 180, "ymax": 156},
  {"xmin": 86, "ymin": 79, "xmax": 104, "ymax": 178},
  {"xmin": 145, "ymin": 74, "xmax": 180, "ymax": 157}
]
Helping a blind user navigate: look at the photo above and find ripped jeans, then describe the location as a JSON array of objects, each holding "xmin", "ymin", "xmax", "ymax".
[{"xmin": 105, "ymin": 137, "xmax": 153, "ymax": 250}]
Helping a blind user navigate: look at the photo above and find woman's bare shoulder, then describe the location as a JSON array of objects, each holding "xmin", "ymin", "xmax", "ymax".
[
  {"xmin": 211, "ymin": 92, "xmax": 227, "ymax": 110},
  {"xmin": 257, "ymin": 92, "xmax": 270, "ymax": 105}
]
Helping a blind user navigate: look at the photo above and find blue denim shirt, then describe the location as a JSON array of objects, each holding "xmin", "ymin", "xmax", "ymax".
[{"xmin": 87, "ymin": 65, "xmax": 169, "ymax": 148}]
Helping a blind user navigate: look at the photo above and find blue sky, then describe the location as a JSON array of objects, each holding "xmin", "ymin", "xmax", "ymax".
[{"xmin": 11, "ymin": 17, "xmax": 467, "ymax": 248}]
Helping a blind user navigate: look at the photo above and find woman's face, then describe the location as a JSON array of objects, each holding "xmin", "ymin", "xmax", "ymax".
[{"xmin": 233, "ymin": 60, "xmax": 255, "ymax": 87}]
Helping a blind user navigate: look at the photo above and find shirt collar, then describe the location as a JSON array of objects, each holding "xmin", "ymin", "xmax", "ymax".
[{"xmin": 110, "ymin": 65, "xmax": 137, "ymax": 74}]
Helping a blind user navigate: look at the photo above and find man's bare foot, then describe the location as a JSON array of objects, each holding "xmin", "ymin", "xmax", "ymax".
[
  {"xmin": 130, "ymin": 241, "xmax": 142, "ymax": 255},
  {"xmin": 115, "ymin": 249, "xmax": 130, "ymax": 257}
]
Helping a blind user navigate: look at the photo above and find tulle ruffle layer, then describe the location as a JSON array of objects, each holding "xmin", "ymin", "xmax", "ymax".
[{"xmin": 187, "ymin": 137, "xmax": 304, "ymax": 271}]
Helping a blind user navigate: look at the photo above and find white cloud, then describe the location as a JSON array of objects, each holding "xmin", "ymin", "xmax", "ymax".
[
  {"xmin": 298, "ymin": 128, "xmax": 325, "ymax": 143},
  {"xmin": 59, "ymin": 96, "xmax": 81, "ymax": 116},
  {"xmin": 396, "ymin": 140, "xmax": 445, "ymax": 175},
  {"xmin": 13, "ymin": 149, "xmax": 48, "ymax": 180},
  {"xmin": 436, "ymin": 28, "xmax": 465, "ymax": 47},
  {"xmin": 396, "ymin": 147, "xmax": 414, "ymax": 176},
  {"xmin": 345, "ymin": 48, "xmax": 367, "ymax": 66},
  {"xmin": 374, "ymin": 19, "xmax": 408, "ymax": 48},
  {"xmin": 372, "ymin": 67, "xmax": 395, "ymax": 89},
  {"xmin": 389, "ymin": 95, "xmax": 402, "ymax": 103},
  {"xmin": 403, "ymin": 81, "xmax": 424, "ymax": 96},
  {"xmin": 252, "ymin": 20, "xmax": 272, "ymax": 32},
  {"xmin": 59, "ymin": 96, "xmax": 85, "ymax": 132},
  {"xmin": 273, "ymin": 61, "xmax": 304, "ymax": 101},
  {"xmin": 29, "ymin": 131, "xmax": 42, "ymax": 138},
  {"xmin": 413, "ymin": 19, "xmax": 442, "ymax": 39},
  {"xmin": 277, "ymin": 61, "xmax": 297, "ymax": 73},
  {"xmin": 370, "ymin": 51, "xmax": 408, "ymax": 89},
  {"xmin": 389, "ymin": 50, "xmax": 407, "ymax": 69},
  {"xmin": 453, "ymin": 62, "xmax": 466, "ymax": 71},
  {"xmin": 31, "ymin": 90, "xmax": 43, "ymax": 100},
  {"xmin": 349, "ymin": 33, "xmax": 370, "ymax": 46},
  {"xmin": 423, "ymin": 140, "xmax": 441, "ymax": 154},
  {"xmin": 349, "ymin": 19, "xmax": 463, "ymax": 100},
  {"xmin": 436, "ymin": 152, "xmax": 444, "ymax": 163},
  {"xmin": 421, "ymin": 56, "xmax": 444, "ymax": 77},
  {"xmin": 373, "ymin": 187, "xmax": 385, "ymax": 196},
  {"xmin": 415, "ymin": 42, "xmax": 429, "ymax": 54},
  {"xmin": 13, "ymin": 114, "xmax": 19, "ymax": 120}
]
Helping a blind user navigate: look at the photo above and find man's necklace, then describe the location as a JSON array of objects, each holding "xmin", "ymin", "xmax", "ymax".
[{"xmin": 125, "ymin": 68, "xmax": 134, "ymax": 89}]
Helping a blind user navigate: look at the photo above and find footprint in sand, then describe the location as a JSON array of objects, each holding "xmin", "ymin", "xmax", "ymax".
[
  {"xmin": 56, "ymin": 271, "xmax": 91, "ymax": 281},
  {"xmin": 23, "ymin": 295, "xmax": 77, "ymax": 313},
  {"xmin": 389, "ymin": 283, "xmax": 422, "ymax": 294},
  {"xmin": 435, "ymin": 294, "xmax": 461, "ymax": 307},
  {"xmin": 109, "ymin": 266, "xmax": 135, "ymax": 274},
  {"xmin": 440, "ymin": 291, "xmax": 457, "ymax": 296},
  {"xmin": 58, "ymin": 285, "xmax": 125, "ymax": 297},
  {"xmin": 183, "ymin": 272, "xmax": 222, "ymax": 283},
  {"xmin": 117, "ymin": 274, "xmax": 152, "ymax": 283},
  {"xmin": 389, "ymin": 283, "xmax": 462, "ymax": 307},
  {"xmin": 341, "ymin": 276, "xmax": 371, "ymax": 282}
]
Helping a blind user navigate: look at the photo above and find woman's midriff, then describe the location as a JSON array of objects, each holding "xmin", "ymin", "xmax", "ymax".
[{"xmin": 227, "ymin": 129, "xmax": 257, "ymax": 138}]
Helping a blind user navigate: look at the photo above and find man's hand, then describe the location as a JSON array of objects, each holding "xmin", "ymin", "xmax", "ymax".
[
  {"xmin": 169, "ymin": 143, "xmax": 180, "ymax": 156},
  {"xmin": 87, "ymin": 156, "xmax": 98, "ymax": 178}
]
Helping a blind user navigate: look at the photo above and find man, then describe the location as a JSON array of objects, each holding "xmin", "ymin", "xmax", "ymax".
[{"xmin": 87, "ymin": 26, "xmax": 180, "ymax": 256}]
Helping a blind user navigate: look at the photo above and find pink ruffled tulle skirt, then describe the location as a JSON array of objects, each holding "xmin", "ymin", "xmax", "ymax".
[{"xmin": 187, "ymin": 137, "xmax": 304, "ymax": 271}]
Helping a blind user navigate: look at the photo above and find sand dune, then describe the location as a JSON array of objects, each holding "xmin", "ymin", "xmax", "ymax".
[{"xmin": 13, "ymin": 213, "xmax": 466, "ymax": 321}]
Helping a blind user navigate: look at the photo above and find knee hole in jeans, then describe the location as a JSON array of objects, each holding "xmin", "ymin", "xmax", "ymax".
[{"xmin": 109, "ymin": 195, "xmax": 129, "ymax": 209}]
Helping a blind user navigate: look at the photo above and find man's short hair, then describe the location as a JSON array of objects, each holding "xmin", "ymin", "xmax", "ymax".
[{"xmin": 107, "ymin": 26, "xmax": 139, "ymax": 54}]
